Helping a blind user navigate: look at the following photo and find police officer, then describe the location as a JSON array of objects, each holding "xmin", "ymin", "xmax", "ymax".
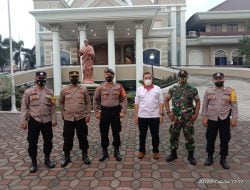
[
  {"xmin": 165, "ymin": 70, "xmax": 200, "ymax": 165},
  {"xmin": 60, "ymin": 71, "xmax": 91, "ymax": 167},
  {"xmin": 93, "ymin": 68, "xmax": 127, "ymax": 162},
  {"xmin": 20, "ymin": 71, "xmax": 57, "ymax": 173},
  {"xmin": 202, "ymin": 72, "xmax": 238, "ymax": 169}
]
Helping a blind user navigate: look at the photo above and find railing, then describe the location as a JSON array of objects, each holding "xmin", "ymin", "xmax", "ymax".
[
  {"xmin": 170, "ymin": 64, "xmax": 250, "ymax": 68},
  {"xmin": 156, "ymin": 0, "xmax": 186, "ymax": 4},
  {"xmin": 200, "ymin": 32, "xmax": 250, "ymax": 36}
]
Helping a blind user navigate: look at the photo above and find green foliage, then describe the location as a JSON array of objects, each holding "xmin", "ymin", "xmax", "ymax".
[
  {"xmin": 153, "ymin": 73, "xmax": 178, "ymax": 88},
  {"xmin": 0, "ymin": 74, "xmax": 30, "ymax": 110},
  {"xmin": 239, "ymin": 36, "xmax": 250, "ymax": 65},
  {"xmin": 127, "ymin": 92, "xmax": 136, "ymax": 109},
  {"xmin": 0, "ymin": 75, "xmax": 12, "ymax": 100}
]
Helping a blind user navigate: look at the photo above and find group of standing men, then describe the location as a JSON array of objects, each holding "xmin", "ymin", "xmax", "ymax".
[{"xmin": 20, "ymin": 68, "xmax": 238, "ymax": 173}]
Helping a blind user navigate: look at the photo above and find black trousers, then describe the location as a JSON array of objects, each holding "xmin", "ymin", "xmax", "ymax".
[
  {"xmin": 206, "ymin": 116, "xmax": 231, "ymax": 157},
  {"xmin": 138, "ymin": 118, "xmax": 160, "ymax": 153},
  {"xmin": 63, "ymin": 118, "xmax": 89, "ymax": 154},
  {"xmin": 100, "ymin": 106, "xmax": 121, "ymax": 149},
  {"xmin": 27, "ymin": 117, "xmax": 53, "ymax": 159}
]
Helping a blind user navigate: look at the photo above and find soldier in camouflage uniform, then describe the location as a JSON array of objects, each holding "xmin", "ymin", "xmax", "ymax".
[{"xmin": 165, "ymin": 70, "xmax": 200, "ymax": 165}]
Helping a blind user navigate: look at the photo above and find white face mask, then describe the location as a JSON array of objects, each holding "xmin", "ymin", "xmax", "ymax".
[{"xmin": 144, "ymin": 79, "xmax": 152, "ymax": 86}]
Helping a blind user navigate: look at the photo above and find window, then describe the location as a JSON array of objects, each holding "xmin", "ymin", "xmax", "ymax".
[
  {"xmin": 60, "ymin": 51, "xmax": 71, "ymax": 65},
  {"xmin": 143, "ymin": 49, "xmax": 160, "ymax": 66},
  {"xmin": 232, "ymin": 49, "xmax": 243, "ymax": 65},
  {"xmin": 227, "ymin": 24, "xmax": 238, "ymax": 32},
  {"xmin": 215, "ymin": 50, "xmax": 227, "ymax": 65},
  {"xmin": 211, "ymin": 25, "xmax": 222, "ymax": 33}
]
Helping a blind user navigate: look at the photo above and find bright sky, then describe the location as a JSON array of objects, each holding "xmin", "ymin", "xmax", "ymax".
[{"xmin": 0, "ymin": 0, "xmax": 225, "ymax": 49}]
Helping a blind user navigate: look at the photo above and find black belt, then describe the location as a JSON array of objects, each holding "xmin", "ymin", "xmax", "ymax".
[{"xmin": 101, "ymin": 105, "xmax": 121, "ymax": 111}]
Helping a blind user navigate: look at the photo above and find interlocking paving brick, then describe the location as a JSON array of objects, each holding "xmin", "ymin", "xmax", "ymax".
[{"xmin": 0, "ymin": 111, "xmax": 250, "ymax": 189}]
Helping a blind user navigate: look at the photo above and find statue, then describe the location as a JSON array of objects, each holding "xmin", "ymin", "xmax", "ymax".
[{"xmin": 79, "ymin": 39, "xmax": 95, "ymax": 84}]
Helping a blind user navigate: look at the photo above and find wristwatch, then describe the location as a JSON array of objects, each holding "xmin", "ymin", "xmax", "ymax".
[
  {"xmin": 160, "ymin": 112, "xmax": 164, "ymax": 116},
  {"xmin": 166, "ymin": 111, "xmax": 171, "ymax": 114}
]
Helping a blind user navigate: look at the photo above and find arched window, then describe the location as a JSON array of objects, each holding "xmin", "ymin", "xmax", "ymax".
[
  {"xmin": 231, "ymin": 49, "xmax": 243, "ymax": 65},
  {"xmin": 143, "ymin": 49, "xmax": 160, "ymax": 66},
  {"xmin": 60, "ymin": 50, "xmax": 71, "ymax": 65},
  {"xmin": 215, "ymin": 50, "xmax": 227, "ymax": 65}
]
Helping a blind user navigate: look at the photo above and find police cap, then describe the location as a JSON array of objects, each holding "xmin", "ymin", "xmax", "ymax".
[
  {"xmin": 104, "ymin": 67, "xmax": 115, "ymax": 75},
  {"xmin": 213, "ymin": 72, "xmax": 224, "ymax": 79},
  {"xmin": 178, "ymin": 70, "xmax": 188, "ymax": 77},
  {"xmin": 36, "ymin": 71, "xmax": 47, "ymax": 78}
]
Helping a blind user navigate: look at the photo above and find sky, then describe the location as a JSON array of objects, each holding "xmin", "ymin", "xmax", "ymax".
[{"xmin": 0, "ymin": 0, "xmax": 225, "ymax": 49}]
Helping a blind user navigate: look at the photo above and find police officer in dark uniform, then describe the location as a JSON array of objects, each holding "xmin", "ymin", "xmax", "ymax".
[
  {"xmin": 20, "ymin": 72, "xmax": 57, "ymax": 173},
  {"xmin": 93, "ymin": 68, "xmax": 127, "ymax": 162},
  {"xmin": 202, "ymin": 72, "xmax": 238, "ymax": 169}
]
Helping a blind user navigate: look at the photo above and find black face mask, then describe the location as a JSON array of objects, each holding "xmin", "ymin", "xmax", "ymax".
[
  {"xmin": 37, "ymin": 80, "xmax": 46, "ymax": 87},
  {"xmin": 105, "ymin": 76, "xmax": 114, "ymax": 82},
  {"xmin": 70, "ymin": 78, "xmax": 79, "ymax": 85},
  {"xmin": 215, "ymin": 81, "xmax": 224, "ymax": 87}
]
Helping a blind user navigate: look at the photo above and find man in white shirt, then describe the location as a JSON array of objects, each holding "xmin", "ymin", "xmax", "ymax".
[{"xmin": 134, "ymin": 72, "xmax": 164, "ymax": 159}]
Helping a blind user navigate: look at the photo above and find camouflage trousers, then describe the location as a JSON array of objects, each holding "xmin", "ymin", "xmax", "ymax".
[{"xmin": 169, "ymin": 115, "xmax": 195, "ymax": 151}]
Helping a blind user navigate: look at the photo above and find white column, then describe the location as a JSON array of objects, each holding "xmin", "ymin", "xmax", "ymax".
[
  {"xmin": 35, "ymin": 21, "xmax": 41, "ymax": 67},
  {"xmin": 50, "ymin": 24, "xmax": 61, "ymax": 96},
  {"xmin": 106, "ymin": 22, "xmax": 116, "ymax": 81},
  {"xmin": 77, "ymin": 23, "xmax": 87, "ymax": 48},
  {"xmin": 135, "ymin": 21, "xmax": 143, "ymax": 89},
  {"xmin": 180, "ymin": 6, "xmax": 186, "ymax": 66},
  {"xmin": 170, "ymin": 6, "xmax": 177, "ymax": 66}
]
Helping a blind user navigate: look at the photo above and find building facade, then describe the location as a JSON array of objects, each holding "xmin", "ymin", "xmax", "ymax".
[
  {"xmin": 31, "ymin": 0, "xmax": 186, "ymax": 95},
  {"xmin": 186, "ymin": 0, "xmax": 250, "ymax": 67}
]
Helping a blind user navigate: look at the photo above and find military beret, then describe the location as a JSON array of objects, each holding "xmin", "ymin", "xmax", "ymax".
[
  {"xmin": 69, "ymin": 71, "xmax": 79, "ymax": 77},
  {"xmin": 213, "ymin": 72, "xmax": 224, "ymax": 79},
  {"xmin": 178, "ymin": 70, "xmax": 188, "ymax": 77},
  {"xmin": 36, "ymin": 71, "xmax": 47, "ymax": 78},
  {"xmin": 104, "ymin": 67, "xmax": 115, "ymax": 74}
]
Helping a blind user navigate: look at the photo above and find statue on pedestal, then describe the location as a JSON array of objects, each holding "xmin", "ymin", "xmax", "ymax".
[{"xmin": 79, "ymin": 39, "xmax": 95, "ymax": 84}]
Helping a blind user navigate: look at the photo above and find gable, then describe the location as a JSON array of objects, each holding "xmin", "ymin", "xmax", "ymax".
[{"xmin": 82, "ymin": 0, "xmax": 127, "ymax": 7}]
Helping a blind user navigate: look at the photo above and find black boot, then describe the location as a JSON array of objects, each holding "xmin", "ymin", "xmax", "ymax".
[
  {"xmin": 82, "ymin": 150, "xmax": 91, "ymax": 165},
  {"xmin": 99, "ymin": 149, "xmax": 109, "ymax": 162},
  {"xmin": 166, "ymin": 150, "xmax": 178, "ymax": 162},
  {"xmin": 188, "ymin": 151, "xmax": 197, "ymax": 165},
  {"xmin": 61, "ymin": 153, "xmax": 71, "ymax": 168},
  {"xmin": 44, "ymin": 155, "xmax": 56, "ymax": 168},
  {"xmin": 220, "ymin": 156, "xmax": 230, "ymax": 169},
  {"xmin": 204, "ymin": 153, "xmax": 213, "ymax": 166},
  {"xmin": 114, "ymin": 148, "xmax": 122, "ymax": 161},
  {"xmin": 30, "ymin": 158, "xmax": 38, "ymax": 173}
]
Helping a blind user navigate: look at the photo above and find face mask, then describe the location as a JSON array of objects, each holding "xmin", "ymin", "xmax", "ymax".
[
  {"xmin": 105, "ymin": 76, "xmax": 114, "ymax": 82},
  {"xmin": 215, "ymin": 81, "xmax": 224, "ymax": 87},
  {"xmin": 178, "ymin": 77, "xmax": 187, "ymax": 84},
  {"xmin": 144, "ymin": 79, "xmax": 152, "ymax": 86},
  {"xmin": 37, "ymin": 80, "xmax": 46, "ymax": 87},
  {"xmin": 70, "ymin": 78, "xmax": 79, "ymax": 85}
]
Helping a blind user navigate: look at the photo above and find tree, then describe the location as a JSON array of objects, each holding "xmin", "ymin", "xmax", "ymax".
[
  {"xmin": 239, "ymin": 36, "xmax": 250, "ymax": 65},
  {"xmin": 0, "ymin": 35, "xmax": 35, "ymax": 72}
]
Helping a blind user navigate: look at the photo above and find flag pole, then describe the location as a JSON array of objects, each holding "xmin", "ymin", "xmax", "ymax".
[{"xmin": 7, "ymin": 0, "xmax": 17, "ymax": 112}]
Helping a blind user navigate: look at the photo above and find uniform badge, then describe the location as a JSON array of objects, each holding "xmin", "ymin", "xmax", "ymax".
[
  {"xmin": 230, "ymin": 88, "xmax": 237, "ymax": 103},
  {"xmin": 52, "ymin": 96, "xmax": 57, "ymax": 105}
]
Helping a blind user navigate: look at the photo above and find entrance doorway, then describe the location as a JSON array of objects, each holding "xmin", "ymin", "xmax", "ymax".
[{"xmin": 215, "ymin": 50, "xmax": 227, "ymax": 65}]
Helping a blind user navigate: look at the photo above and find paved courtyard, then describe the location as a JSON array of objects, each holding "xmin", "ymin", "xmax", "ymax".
[{"xmin": 0, "ymin": 76, "xmax": 250, "ymax": 190}]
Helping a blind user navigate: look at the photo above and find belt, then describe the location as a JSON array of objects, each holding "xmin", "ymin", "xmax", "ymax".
[{"xmin": 101, "ymin": 105, "xmax": 121, "ymax": 111}]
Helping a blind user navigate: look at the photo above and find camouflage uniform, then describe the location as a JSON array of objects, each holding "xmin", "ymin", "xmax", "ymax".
[{"xmin": 167, "ymin": 83, "xmax": 199, "ymax": 151}]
